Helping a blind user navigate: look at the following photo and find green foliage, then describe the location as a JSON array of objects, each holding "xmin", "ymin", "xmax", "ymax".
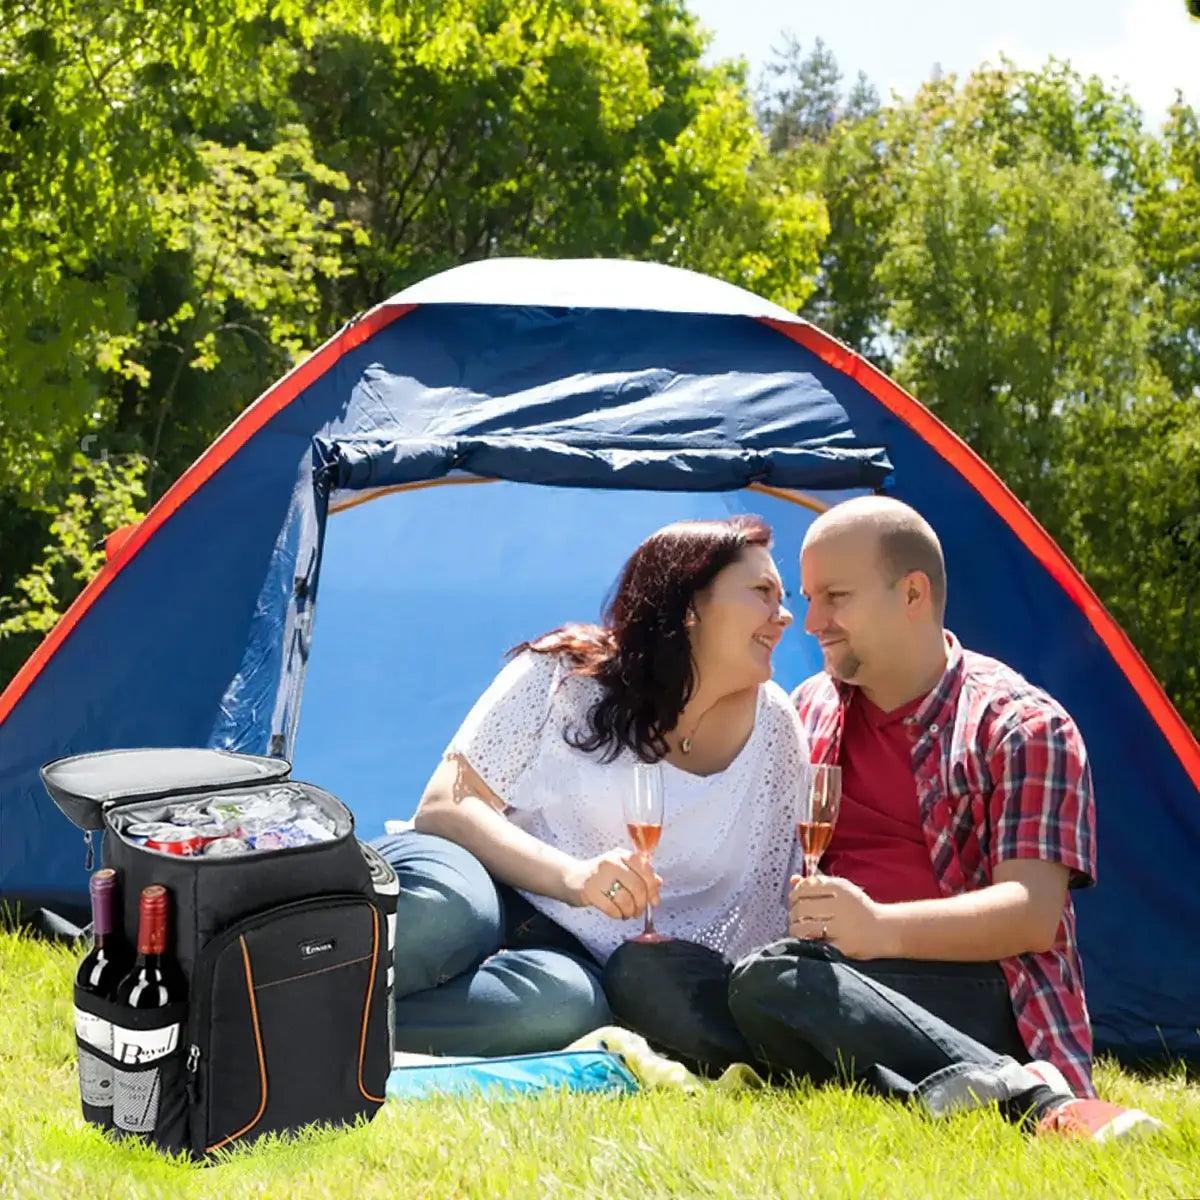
[
  {"xmin": 0, "ymin": 0, "xmax": 285, "ymax": 496},
  {"xmin": 879, "ymin": 144, "xmax": 1153, "ymax": 512},
  {"xmin": 766, "ymin": 54, "xmax": 1200, "ymax": 734},
  {"xmin": 0, "ymin": 452, "xmax": 146, "ymax": 681},
  {"xmin": 1137, "ymin": 102, "xmax": 1200, "ymax": 396},
  {"xmin": 291, "ymin": 2, "xmax": 824, "ymax": 309},
  {"xmin": 118, "ymin": 130, "xmax": 356, "ymax": 494}
]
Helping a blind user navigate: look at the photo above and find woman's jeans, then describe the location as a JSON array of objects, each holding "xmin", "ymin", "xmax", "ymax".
[{"xmin": 370, "ymin": 831, "xmax": 612, "ymax": 1056}]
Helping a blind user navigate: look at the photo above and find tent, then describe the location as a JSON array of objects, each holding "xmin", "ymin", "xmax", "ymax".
[{"xmin": 1, "ymin": 257, "xmax": 1197, "ymax": 1065}]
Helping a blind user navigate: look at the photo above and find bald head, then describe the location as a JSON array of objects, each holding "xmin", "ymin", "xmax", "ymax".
[{"xmin": 805, "ymin": 497, "xmax": 947, "ymax": 621}]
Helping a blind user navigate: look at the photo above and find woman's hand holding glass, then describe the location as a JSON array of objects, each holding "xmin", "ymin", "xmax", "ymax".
[{"xmin": 564, "ymin": 849, "xmax": 661, "ymax": 920}]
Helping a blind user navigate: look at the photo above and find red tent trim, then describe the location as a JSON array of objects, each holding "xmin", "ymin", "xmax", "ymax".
[{"xmin": 763, "ymin": 316, "xmax": 1200, "ymax": 793}]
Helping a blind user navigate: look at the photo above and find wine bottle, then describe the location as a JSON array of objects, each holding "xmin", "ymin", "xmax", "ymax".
[
  {"xmin": 111, "ymin": 885, "xmax": 187, "ymax": 1135},
  {"xmin": 73, "ymin": 868, "xmax": 131, "ymax": 1124}
]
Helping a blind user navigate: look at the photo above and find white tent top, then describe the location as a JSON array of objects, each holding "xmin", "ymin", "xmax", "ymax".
[{"xmin": 383, "ymin": 256, "xmax": 803, "ymax": 322}]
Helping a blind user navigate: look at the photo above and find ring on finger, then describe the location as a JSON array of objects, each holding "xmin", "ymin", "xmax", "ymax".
[{"xmin": 604, "ymin": 880, "xmax": 624, "ymax": 902}]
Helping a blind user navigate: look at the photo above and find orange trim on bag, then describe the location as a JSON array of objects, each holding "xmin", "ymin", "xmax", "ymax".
[
  {"xmin": 206, "ymin": 936, "xmax": 269, "ymax": 1153},
  {"xmin": 357, "ymin": 906, "xmax": 386, "ymax": 1104}
]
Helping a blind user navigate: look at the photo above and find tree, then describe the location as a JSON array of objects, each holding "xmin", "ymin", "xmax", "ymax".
[
  {"xmin": 112, "ymin": 131, "xmax": 356, "ymax": 497},
  {"xmin": 293, "ymin": 1, "xmax": 827, "ymax": 313},
  {"xmin": 878, "ymin": 141, "xmax": 1155, "ymax": 520},
  {"xmin": 0, "ymin": 452, "xmax": 146, "ymax": 649},
  {"xmin": 761, "ymin": 48, "xmax": 1199, "ymax": 730},
  {"xmin": 1136, "ymin": 101, "xmax": 1200, "ymax": 399},
  {"xmin": 756, "ymin": 34, "xmax": 878, "ymax": 154},
  {"xmin": 0, "ymin": 0, "xmax": 296, "ymax": 498}
]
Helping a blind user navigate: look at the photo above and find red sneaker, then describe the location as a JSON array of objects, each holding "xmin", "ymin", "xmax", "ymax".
[{"xmin": 1036, "ymin": 1098, "xmax": 1165, "ymax": 1143}]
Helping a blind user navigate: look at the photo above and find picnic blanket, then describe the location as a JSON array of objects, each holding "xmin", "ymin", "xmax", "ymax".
[{"xmin": 385, "ymin": 1026, "xmax": 767, "ymax": 1101}]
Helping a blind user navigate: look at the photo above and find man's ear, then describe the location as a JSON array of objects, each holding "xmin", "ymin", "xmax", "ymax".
[{"xmin": 904, "ymin": 571, "xmax": 929, "ymax": 613}]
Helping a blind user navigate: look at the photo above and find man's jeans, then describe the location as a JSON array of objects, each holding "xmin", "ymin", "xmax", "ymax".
[
  {"xmin": 371, "ymin": 831, "xmax": 612, "ymax": 1056},
  {"xmin": 606, "ymin": 937, "xmax": 1062, "ymax": 1118}
]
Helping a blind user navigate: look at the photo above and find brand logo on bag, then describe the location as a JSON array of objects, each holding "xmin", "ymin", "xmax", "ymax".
[{"xmin": 299, "ymin": 938, "xmax": 335, "ymax": 958}]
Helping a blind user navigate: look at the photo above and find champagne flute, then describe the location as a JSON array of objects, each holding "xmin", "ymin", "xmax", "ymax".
[
  {"xmin": 624, "ymin": 761, "xmax": 667, "ymax": 943},
  {"xmin": 796, "ymin": 763, "xmax": 842, "ymax": 880}
]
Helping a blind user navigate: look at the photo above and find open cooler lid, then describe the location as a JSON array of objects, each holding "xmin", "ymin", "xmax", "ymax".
[{"xmin": 41, "ymin": 748, "xmax": 292, "ymax": 832}]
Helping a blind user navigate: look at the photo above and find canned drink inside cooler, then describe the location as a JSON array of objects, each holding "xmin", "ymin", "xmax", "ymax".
[
  {"xmin": 145, "ymin": 826, "xmax": 209, "ymax": 856},
  {"xmin": 236, "ymin": 796, "xmax": 298, "ymax": 836},
  {"xmin": 292, "ymin": 816, "xmax": 336, "ymax": 843},
  {"xmin": 248, "ymin": 824, "xmax": 310, "ymax": 851},
  {"xmin": 126, "ymin": 822, "xmax": 181, "ymax": 840},
  {"xmin": 168, "ymin": 803, "xmax": 211, "ymax": 827},
  {"xmin": 202, "ymin": 837, "xmax": 249, "ymax": 857}
]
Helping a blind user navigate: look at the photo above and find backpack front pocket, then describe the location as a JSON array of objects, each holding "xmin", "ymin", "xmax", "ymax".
[{"xmin": 191, "ymin": 896, "xmax": 388, "ymax": 1155}]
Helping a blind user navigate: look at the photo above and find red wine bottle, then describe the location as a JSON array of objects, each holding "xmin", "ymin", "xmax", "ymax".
[
  {"xmin": 77, "ymin": 868, "xmax": 131, "ymax": 999},
  {"xmin": 74, "ymin": 868, "xmax": 131, "ymax": 1125},
  {"xmin": 113, "ymin": 885, "xmax": 187, "ymax": 1010},
  {"xmin": 111, "ymin": 885, "xmax": 187, "ymax": 1135}
]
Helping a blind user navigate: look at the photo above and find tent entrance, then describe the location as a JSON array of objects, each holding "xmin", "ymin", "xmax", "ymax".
[{"xmin": 289, "ymin": 479, "xmax": 862, "ymax": 837}]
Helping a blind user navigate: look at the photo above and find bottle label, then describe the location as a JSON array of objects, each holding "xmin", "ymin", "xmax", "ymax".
[
  {"xmin": 113, "ymin": 1064, "xmax": 163, "ymax": 1133},
  {"xmin": 75, "ymin": 1007, "xmax": 113, "ymax": 1051},
  {"xmin": 111, "ymin": 1021, "xmax": 181, "ymax": 1134},
  {"xmin": 74, "ymin": 1007, "xmax": 114, "ymax": 1109},
  {"xmin": 111, "ymin": 1021, "xmax": 180, "ymax": 1066}
]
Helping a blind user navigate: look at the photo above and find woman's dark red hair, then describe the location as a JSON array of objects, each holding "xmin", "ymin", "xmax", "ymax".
[{"xmin": 511, "ymin": 515, "xmax": 773, "ymax": 762}]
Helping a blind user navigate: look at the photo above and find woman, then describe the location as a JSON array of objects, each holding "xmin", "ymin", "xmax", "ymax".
[{"xmin": 372, "ymin": 515, "xmax": 808, "ymax": 1065}]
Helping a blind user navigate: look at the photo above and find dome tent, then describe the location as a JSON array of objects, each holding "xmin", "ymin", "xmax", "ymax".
[{"xmin": 1, "ymin": 257, "xmax": 1197, "ymax": 1067}]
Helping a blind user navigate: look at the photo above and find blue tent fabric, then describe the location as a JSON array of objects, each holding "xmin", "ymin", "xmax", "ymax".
[
  {"xmin": 1, "ymin": 257, "xmax": 1197, "ymax": 1069},
  {"xmin": 314, "ymin": 434, "xmax": 891, "ymax": 492}
]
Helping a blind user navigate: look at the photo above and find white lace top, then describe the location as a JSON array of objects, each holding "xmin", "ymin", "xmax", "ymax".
[{"xmin": 447, "ymin": 650, "xmax": 809, "ymax": 964}]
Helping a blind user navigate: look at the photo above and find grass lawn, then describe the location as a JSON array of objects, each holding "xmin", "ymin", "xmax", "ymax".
[{"xmin": 3, "ymin": 929, "xmax": 1198, "ymax": 1199}]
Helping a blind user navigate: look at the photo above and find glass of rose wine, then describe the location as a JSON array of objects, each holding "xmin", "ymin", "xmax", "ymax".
[
  {"xmin": 624, "ymin": 762, "xmax": 667, "ymax": 943},
  {"xmin": 796, "ymin": 763, "xmax": 841, "ymax": 880}
]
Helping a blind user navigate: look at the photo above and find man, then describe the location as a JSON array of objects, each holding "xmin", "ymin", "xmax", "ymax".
[{"xmin": 727, "ymin": 496, "xmax": 1161, "ymax": 1140}]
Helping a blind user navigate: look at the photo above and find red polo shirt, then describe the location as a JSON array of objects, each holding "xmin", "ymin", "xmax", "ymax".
[{"xmin": 823, "ymin": 689, "xmax": 943, "ymax": 905}]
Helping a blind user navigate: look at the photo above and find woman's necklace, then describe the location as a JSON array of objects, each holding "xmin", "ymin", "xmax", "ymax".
[{"xmin": 678, "ymin": 697, "xmax": 720, "ymax": 754}]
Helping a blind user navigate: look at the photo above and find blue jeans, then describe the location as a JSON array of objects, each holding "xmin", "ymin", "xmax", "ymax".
[
  {"xmin": 606, "ymin": 938, "xmax": 1061, "ymax": 1120},
  {"xmin": 727, "ymin": 940, "xmax": 1029, "ymax": 1092},
  {"xmin": 370, "ymin": 831, "xmax": 612, "ymax": 1056}
]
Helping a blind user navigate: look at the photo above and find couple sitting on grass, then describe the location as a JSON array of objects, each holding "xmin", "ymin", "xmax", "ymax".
[{"xmin": 372, "ymin": 496, "xmax": 1161, "ymax": 1142}]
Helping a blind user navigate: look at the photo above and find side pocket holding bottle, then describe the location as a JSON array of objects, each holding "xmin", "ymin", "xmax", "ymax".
[
  {"xmin": 73, "ymin": 984, "xmax": 117, "ymax": 1129},
  {"xmin": 109, "ymin": 1001, "xmax": 191, "ymax": 1153}
]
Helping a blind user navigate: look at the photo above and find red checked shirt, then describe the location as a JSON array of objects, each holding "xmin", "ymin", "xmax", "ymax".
[{"xmin": 794, "ymin": 633, "xmax": 1098, "ymax": 1097}]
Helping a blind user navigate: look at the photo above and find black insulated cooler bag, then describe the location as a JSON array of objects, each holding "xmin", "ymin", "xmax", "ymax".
[{"xmin": 42, "ymin": 747, "xmax": 397, "ymax": 1160}]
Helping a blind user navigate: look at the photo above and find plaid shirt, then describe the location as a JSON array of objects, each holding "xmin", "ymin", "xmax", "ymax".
[{"xmin": 794, "ymin": 632, "xmax": 1098, "ymax": 1097}]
